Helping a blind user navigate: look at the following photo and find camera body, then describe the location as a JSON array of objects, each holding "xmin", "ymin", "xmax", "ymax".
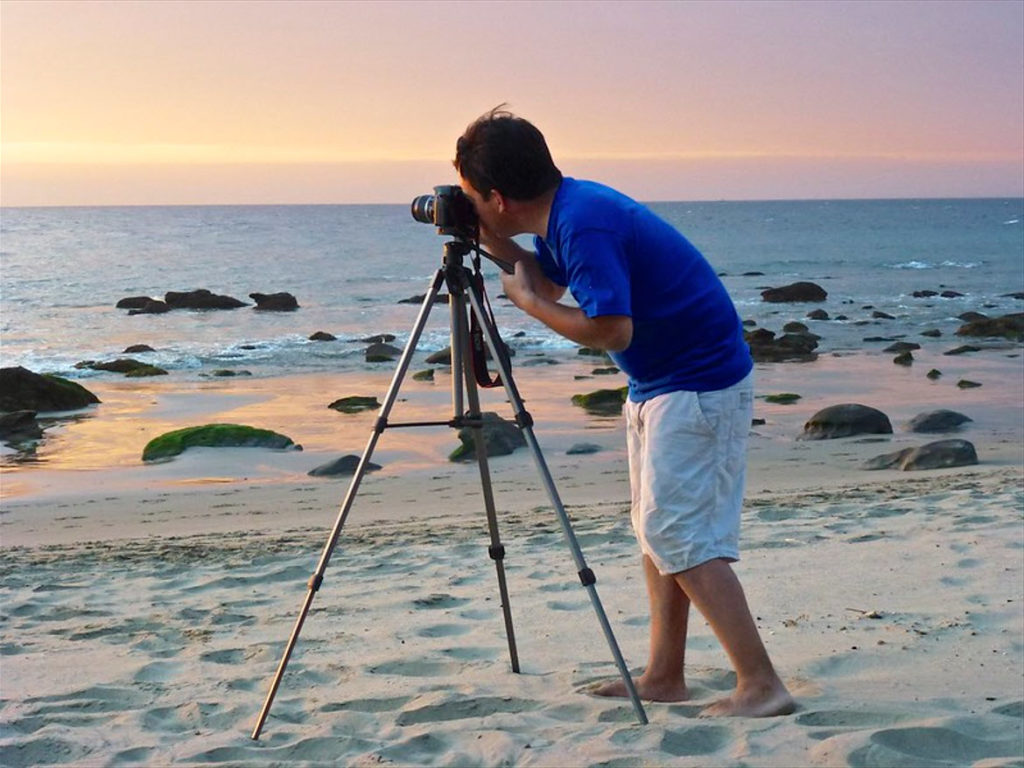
[{"xmin": 411, "ymin": 185, "xmax": 479, "ymax": 240}]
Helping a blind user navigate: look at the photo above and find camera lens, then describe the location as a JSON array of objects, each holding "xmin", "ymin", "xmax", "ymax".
[{"xmin": 410, "ymin": 194, "xmax": 435, "ymax": 224}]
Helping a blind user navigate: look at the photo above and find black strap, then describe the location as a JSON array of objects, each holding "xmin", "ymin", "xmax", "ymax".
[{"xmin": 469, "ymin": 271, "xmax": 504, "ymax": 389}]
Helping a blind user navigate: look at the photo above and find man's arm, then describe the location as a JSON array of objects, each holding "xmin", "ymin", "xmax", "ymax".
[
  {"xmin": 501, "ymin": 260, "xmax": 633, "ymax": 352},
  {"xmin": 482, "ymin": 235, "xmax": 566, "ymax": 302}
]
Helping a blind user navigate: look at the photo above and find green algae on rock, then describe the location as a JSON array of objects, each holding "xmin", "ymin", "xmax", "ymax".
[{"xmin": 142, "ymin": 423, "xmax": 299, "ymax": 461}]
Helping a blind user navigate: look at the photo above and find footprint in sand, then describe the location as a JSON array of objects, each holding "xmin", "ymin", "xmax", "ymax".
[
  {"xmin": 846, "ymin": 724, "xmax": 1024, "ymax": 767},
  {"xmin": 416, "ymin": 623, "xmax": 471, "ymax": 638},
  {"xmin": 395, "ymin": 696, "xmax": 536, "ymax": 725}
]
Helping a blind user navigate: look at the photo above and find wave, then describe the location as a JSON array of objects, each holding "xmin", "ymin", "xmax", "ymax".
[{"xmin": 886, "ymin": 260, "xmax": 981, "ymax": 270}]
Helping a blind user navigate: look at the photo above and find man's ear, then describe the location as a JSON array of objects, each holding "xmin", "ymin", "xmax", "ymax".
[{"xmin": 491, "ymin": 190, "xmax": 508, "ymax": 213}]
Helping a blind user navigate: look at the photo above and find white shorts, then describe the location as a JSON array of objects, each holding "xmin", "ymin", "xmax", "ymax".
[{"xmin": 625, "ymin": 372, "xmax": 753, "ymax": 575}]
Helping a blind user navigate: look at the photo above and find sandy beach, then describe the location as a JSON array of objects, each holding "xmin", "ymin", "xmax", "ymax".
[{"xmin": 2, "ymin": 349, "xmax": 1022, "ymax": 766}]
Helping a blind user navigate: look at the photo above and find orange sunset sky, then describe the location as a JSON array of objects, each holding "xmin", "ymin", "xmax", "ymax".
[{"xmin": 2, "ymin": 0, "xmax": 1022, "ymax": 206}]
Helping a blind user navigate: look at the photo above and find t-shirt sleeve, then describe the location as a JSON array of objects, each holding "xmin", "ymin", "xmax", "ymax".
[
  {"xmin": 562, "ymin": 229, "xmax": 632, "ymax": 318},
  {"xmin": 533, "ymin": 236, "xmax": 566, "ymax": 286}
]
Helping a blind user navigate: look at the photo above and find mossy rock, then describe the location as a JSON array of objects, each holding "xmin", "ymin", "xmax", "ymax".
[
  {"xmin": 328, "ymin": 395, "xmax": 381, "ymax": 413},
  {"xmin": 571, "ymin": 387, "xmax": 629, "ymax": 416},
  {"xmin": 412, "ymin": 369, "xmax": 435, "ymax": 382},
  {"xmin": 78, "ymin": 358, "xmax": 168, "ymax": 377},
  {"xmin": 763, "ymin": 393, "xmax": 801, "ymax": 405},
  {"xmin": 448, "ymin": 412, "xmax": 525, "ymax": 462},
  {"xmin": 0, "ymin": 367, "xmax": 101, "ymax": 412},
  {"xmin": 142, "ymin": 423, "xmax": 298, "ymax": 461}
]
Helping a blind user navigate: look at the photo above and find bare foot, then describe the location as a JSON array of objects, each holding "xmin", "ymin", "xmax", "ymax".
[
  {"xmin": 589, "ymin": 675, "xmax": 689, "ymax": 702},
  {"xmin": 698, "ymin": 677, "xmax": 795, "ymax": 717}
]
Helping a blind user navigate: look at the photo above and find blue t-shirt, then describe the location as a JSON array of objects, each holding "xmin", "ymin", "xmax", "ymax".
[{"xmin": 534, "ymin": 178, "xmax": 751, "ymax": 401}]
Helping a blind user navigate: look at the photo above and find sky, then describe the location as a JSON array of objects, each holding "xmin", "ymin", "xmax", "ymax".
[{"xmin": 2, "ymin": 0, "xmax": 1022, "ymax": 206}]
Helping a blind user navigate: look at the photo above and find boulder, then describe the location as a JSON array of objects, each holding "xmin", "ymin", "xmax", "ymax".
[
  {"xmin": 309, "ymin": 331, "xmax": 337, "ymax": 341},
  {"xmin": 906, "ymin": 409, "xmax": 973, "ymax": 433},
  {"xmin": 912, "ymin": 290, "xmax": 939, "ymax": 298},
  {"xmin": 449, "ymin": 412, "xmax": 526, "ymax": 461},
  {"xmin": 571, "ymin": 387, "xmax": 629, "ymax": 416},
  {"xmin": 77, "ymin": 358, "xmax": 168, "ymax": 377},
  {"xmin": 142, "ymin": 423, "xmax": 299, "ymax": 461},
  {"xmin": 0, "ymin": 410, "xmax": 44, "ymax": 442},
  {"xmin": 863, "ymin": 439, "xmax": 978, "ymax": 471},
  {"xmin": 365, "ymin": 342, "xmax": 403, "ymax": 362},
  {"xmin": 0, "ymin": 367, "xmax": 100, "ymax": 412},
  {"xmin": 164, "ymin": 289, "xmax": 247, "ymax": 310},
  {"xmin": 116, "ymin": 296, "xmax": 156, "ymax": 309},
  {"xmin": 744, "ymin": 328, "xmax": 819, "ymax": 362},
  {"xmin": 806, "ymin": 309, "xmax": 830, "ymax": 320},
  {"xmin": 308, "ymin": 454, "xmax": 382, "ymax": 477},
  {"xmin": 127, "ymin": 300, "xmax": 170, "ymax": 315},
  {"xmin": 884, "ymin": 341, "xmax": 920, "ymax": 353},
  {"xmin": 761, "ymin": 282, "xmax": 827, "ymax": 303},
  {"xmin": 250, "ymin": 292, "xmax": 299, "ymax": 311},
  {"xmin": 567, "ymin": 442, "xmax": 603, "ymax": 455},
  {"xmin": 360, "ymin": 334, "xmax": 396, "ymax": 343},
  {"xmin": 799, "ymin": 404, "xmax": 893, "ymax": 440},
  {"xmin": 123, "ymin": 344, "xmax": 155, "ymax": 353},
  {"xmin": 956, "ymin": 312, "xmax": 1024, "ymax": 341},
  {"xmin": 426, "ymin": 348, "xmax": 452, "ymax": 365},
  {"xmin": 328, "ymin": 395, "xmax": 381, "ymax": 413}
]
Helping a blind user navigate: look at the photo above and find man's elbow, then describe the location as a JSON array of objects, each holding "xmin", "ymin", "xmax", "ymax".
[{"xmin": 600, "ymin": 316, "xmax": 633, "ymax": 353}]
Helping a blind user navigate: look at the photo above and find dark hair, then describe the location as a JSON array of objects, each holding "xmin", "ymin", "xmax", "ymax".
[{"xmin": 454, "ymin": 105, "xmax": 562, "ymax": 201}]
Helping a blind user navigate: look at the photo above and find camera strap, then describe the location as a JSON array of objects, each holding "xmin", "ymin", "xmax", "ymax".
[{"xmin": 469, "ymin": 271, "xmax": 505, "ymax": 389}]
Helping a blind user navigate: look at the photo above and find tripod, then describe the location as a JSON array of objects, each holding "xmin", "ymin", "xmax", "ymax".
[{"xmin": 251, "ymin": 238, "xmax": 648, "ymax": 739}]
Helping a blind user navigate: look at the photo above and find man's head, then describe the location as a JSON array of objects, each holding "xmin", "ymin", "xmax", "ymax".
[{"xmin": 454, "ymin": 106, "xmax": 562, "ymax": 204}]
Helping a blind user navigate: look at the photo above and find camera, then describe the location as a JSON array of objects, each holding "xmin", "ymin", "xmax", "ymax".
[{"xmin": 411, "ymin": 185, "xmax": 479, "ymax": 240}]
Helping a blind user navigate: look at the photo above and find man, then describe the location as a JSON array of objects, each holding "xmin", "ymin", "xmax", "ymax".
[{"xmin": 454, "ymin": 107, "xmax": 793, "ymax": 718}]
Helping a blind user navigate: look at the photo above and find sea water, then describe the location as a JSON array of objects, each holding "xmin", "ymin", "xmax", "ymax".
[{"xmin": 1, "ymin": 198, "xmax": 1022, "ymax": 381}]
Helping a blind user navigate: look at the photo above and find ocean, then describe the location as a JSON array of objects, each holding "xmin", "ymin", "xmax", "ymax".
[{"xmin": 1, "ymin": 197, "xmax": 1022, "ymax": 381}]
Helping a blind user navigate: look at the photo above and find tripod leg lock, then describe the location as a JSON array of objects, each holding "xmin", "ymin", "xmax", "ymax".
[
  {"xmin": 307, "ymin": 573, "xmax": 324, "ymax": 592},
  {"xmin": 577, "ymin": 568, "xmax": 596, "ymax": 587},
  {"xmin": 514, "ymin": 410, "xmax": 534, "ymax": 429},
  {"xmin": 374, "ymin": 416, "xmax": 388, "ymax": 434},
  {"xmin": 488, "ymin": 544, "xmax": 506, "ymax": 561}
]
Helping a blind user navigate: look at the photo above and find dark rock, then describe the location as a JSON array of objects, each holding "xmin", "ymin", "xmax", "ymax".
[
  {"xmin": 742, "ymin": 271, "xmax": 765, "ymax": 276},
  {"xmin": 863, "ymin": 439, "xmax": 978, "ymax": 471},
  {"xmin": 571, "ymin": 387, "xmax": 629, "ymax": 416},
  {"xmin": 399, "ymin": 294, "xmax": 449, "ymax": 305},
  {"xmin": 123, "ymin": 344, "xmax": 155, "ymax": 353},
  {"xmin": 116, "ymin": 296, "xmax": 157, "ymax": 309},
  {"xmin": 127, "ymin": 300, "xmax": 170, "ymax": 315},
  {"xmin": 250, "ymin": 292, "xmax": 299, "ymax": 311},
  {"xmin": 79, "ymin": 359, "xmax": 168, "ymax": 377},
  {"xmin": 449, "ymin": 412, "xmax": 526, "ymax": 461},
  {"xmin": 926, "ymin": 369, "xmax": 942, "ymax": 380},
  {"xmin": 906, "ymin": 409, "xmax": 973, "ymax": 433},
  {"xmin": 956, "ymin": 313, "xmax": 1024, "ymax": 340},
  {"xmin": 1004, "ymin": 292, "xmax": 1024, "ymax": 300},
  {"xmin": 742, "ymin": 319, "xmax": 758, "ymax": 327},
  {"xmin": 0, "ymin": 367, "xmax": 101, "ymax": 412},
  {"xmin": 426, "ymin": 348, "xmax": 452, "ymax": 365},
  {"xmin": 920, "ymin": 329, "xmax": 942, "ymax": 338},
  {"xmin": 806, "ymin": 309, "xmax": 829, "ymax": 320},
  {"xmin": 412, "ymin": 369, "xmax": 435, "ymax": 381},
  {"xmin": 764, "ymin": 393, "xmax": 801, "ymax": 404},
  {"xmin": 142, "ymin": 423, "xmax": 299, "ymax": 461},
  {"xmin": 328, "ymin": 395, "xmax": 381, "ymax": 413},
  {"xmin": 799, "ymin": 404, "xmax": 893, "ymax": 440},
  {"xmin": 940, "ymin": 290, "xmax": 964, "ymax": 298},
  {"xmin": 959, "ymin": 311, "xmax": 989, "ymax": 322},
  {"xmin": 761, "ymin": 281, "xmax": 827, "ymax": 303},
  {"xmin": 309, "ymin": 331, "xmax": 337, "ymax": 341},
  {"xmin": 308, "ymin": 454, "xmax": 381, "ymax": 477},
  {"xmin": 912, "ymin": 290, "xmax": 939, "ymax": 298},
  {"xmin": 592, "ymin": 366, "xmax": 620, "ymax": 375},
  {"xmin": 957, "ymin": 379, "xmax": 982, "ymax": 389},
  {"xmin": 893, "ymin": 351, "xmax": 914, "ymax": 366},
  {"xmin": 884, "ymin": 341, "xmax": 921, "ymax": 353},
  {"xmin": 745, "ymin": 328, "xmax": 819, "ymax": 362},
  {"xmin": 578, "ymin": 347, "xmax": 611, "ymax": 358},
  {"xmin": 164, "ymin": 289, "xmax": 247, "ymax": 310},
  {"xmin": 0, "ymin": 410, "xmax": 44, "ymax": 442},
  {"xmin": 204, "ymin": 369, "xmax": 252, "ymax": 377},
  {"xmin": 567, "ymin": 442, "xmax": 603, "ymax": 455},
  {"xmin": 360, "ymin": 334, "xmax": 396, "ymax": 343},
  {"xmin": 782, "ymin": 321, "xmax": 808, "ymax": 333},
  {"xmin": 365, "ymin": 342, "xmax": 403, "ymax": 362},
  {"xmin": 944, "ymin": 345, "xmax": 982, "ymax": 356}
]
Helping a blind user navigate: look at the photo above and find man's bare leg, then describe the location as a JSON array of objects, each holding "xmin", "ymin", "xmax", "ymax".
[
  {"xmin": 592, "ymin": 554, "xmax": 690, "ymax": 701},
  {"xmin": 674, "ymin": 558, "xmax": 794, "ymax": 717}
]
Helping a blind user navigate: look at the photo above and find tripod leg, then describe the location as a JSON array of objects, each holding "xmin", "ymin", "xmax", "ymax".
[
  {"xmin": 462, "ymin": 280, "xmax": 649, "ymax": 725},
  {"xmin": 251, "ymin": 269, "xmax": 446, "ymax": 740},
  {"xmin": 449, "ymin": 291, "xmax": 520, "ymax": 673}
]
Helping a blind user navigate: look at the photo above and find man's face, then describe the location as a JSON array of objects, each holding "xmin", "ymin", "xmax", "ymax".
[{"xmin": 459, "ymin": 176, "xmax": 507, "ymax": 238}]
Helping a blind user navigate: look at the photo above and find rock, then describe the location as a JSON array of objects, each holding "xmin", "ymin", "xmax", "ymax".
[
  {"xmin": 742, "ymin": 271, "xmax": 765, "ymax": 277},
  {"xmin": 123, "ymin": 344, "xmax": 155, "ymax": 353},
  {"xmin": 567, "ymin": 442, "xmax": 603, "ymax": 455},
  {"xmin": 360, "ymin": 334, "xmax": 396, "ymax": 343},
  {"xmin": 764, "ymin": 393, "xmax": 801, "ymax": 404},
  {"xmin": 0, "ymin": 410, "xmax": 44, "ymax": 442},
  {"xmin": 944, "ymin": 345, "xmax": 981, "ymax": 356},
  {"xmin": 906, "ymin": 409, "xmax": 973, "ymax": 433},
  {"xmin": 1004, "ymin": 292, "xmax": 1024, "ymax": 300},
  {"xmin": 78, "ymin": 358, "xmax": 168, "ymax": 377},
  {"xmin": 957, "ymin": 379, "xmax": 982, "ymax": 389},
  {"xmin": 956, "ymin": 312, "xmax": 1024, "ymax": 340},
  {"xmin": 872, "ymin": 310, "xmax": 896, "ymax": 319},
  {"xmin": 164, "ymin": 289, "xmax": 247, "ymax": 310},
  {"xmin": 893, "ymin": 351, "xmax": 914, "ymax": 366},
  {"xmin": 806, "ymin": 309, "xmax": 829, "ymax": 320},
  {"xmin": 863, "ymin": 439, "xmax": 978, "ymax": 471},
  {"xmin": 365, "ymin": 342, "xmax": 403, "ymax": 362},
  {"xmin": 328, "ymin": 395, "xmax": 381, "ymax": 413},
  {"xmin": 958, "ymin": 311, "xmax": 989, "ymax": 322},
  {"xmin": 912, "ymin": 290, "xmax": 939, "ymax": 298},
  {"xmin": 920, "ymin": 329, "xmax": 942, "ymax": 338},
  {"xmin": 127, "ymin": 300, "xmax": 170, "ymax": 315},
  {"xmin": 116, "ymin": 296, "xmax": 157, "ymax": 309},
  {"xmin": 940, "ymin": 290, "xmax": 964, "ymax": 298},
  {"xmin": 399, "ymin": 294, "xmax": 449, "ymax": 305},
  {"xmin": 884, "ymin": 341, "xmax": 921, "ymax": 353},
  {"xmin": 308, "ymin": 454, "xmax": 381, "ymax": 477},
  {"xmin": 578, "ymin": 347, "xmax": 611, "ymax": 358},
  {"xmin": 761, "ymin": 282, "xmax": 827, "ymax": 303},
  {"xmin": 309, "ymin": 331, "xmax": 337, "ymax": 341},
  {"xmin": 250, "ymin": 292, "xmax": 299, "ymax": 311},
  {"xmin": 745, "ymin": 328, "xmax": 819, "ymax": 362},
  {"xmin": 426, "ymin": 348, "xmax": 452, "ymax": 365},
  {"xmin": 412, "ymin": 369, "xmax": 435, "ymax": 382},
  {"xmin": 592, "ymin": 366, "xmax": 620, "ymax": 375},
  {"xmin": 204, "ymin": 369, "xmax": 252, "ymax": 377},
  {"xmin": 782, "ymin": 321, "xmax": 808, "ymax": 333},
  {"xmin": 0, "ymin": 367, "xmax": 101, "ymax": 412},
  {"xmin": 926, "ymin": 369, "xmax": 942, "ymax": 380},
  {"xmin": 799, "ymin": 404, "xmax": 893, "ymax": 440},
  {"xmin": 571, "ymin": 387, "xmax": 629, "ymax": 416},
  {"xmin": 142, "ymin": 423, "xmax": 299, "ymax": 461},
  {"xmin": 449, "ymin": 412, "xmax": 526, "ymax": 461}
]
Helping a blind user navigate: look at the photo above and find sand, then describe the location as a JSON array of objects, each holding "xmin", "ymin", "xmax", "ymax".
[{"xmin": 1, "ymin": 350, "xmax": 1023, "ymax": 766}]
